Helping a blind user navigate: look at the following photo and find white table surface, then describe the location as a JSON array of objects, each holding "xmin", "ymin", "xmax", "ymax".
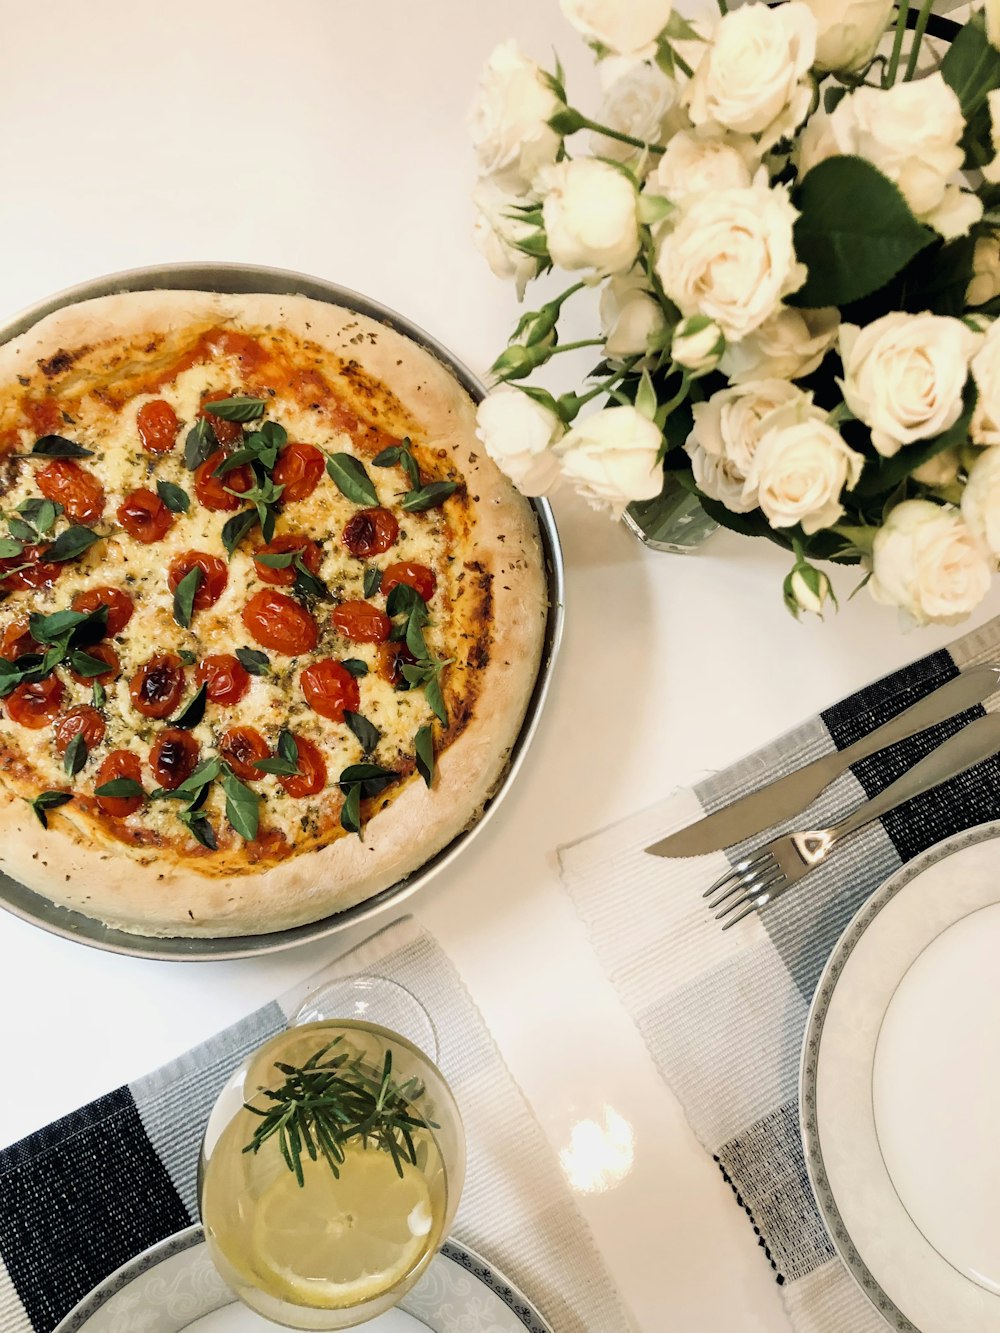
[{"xmin": 3, "ymin": 4, "xmax": 998, "ymax": 1331}]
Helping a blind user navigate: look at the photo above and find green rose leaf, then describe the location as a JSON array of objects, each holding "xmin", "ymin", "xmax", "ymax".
[{"xmin": 940, "ymin": 11, "xmax": 1000, "ymax": 117}]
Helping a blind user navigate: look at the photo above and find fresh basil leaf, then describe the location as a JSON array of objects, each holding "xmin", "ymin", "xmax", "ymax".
[
  {"xmin": 18, "ymin": 498, "xmax": 61, "ymax": 533},
  {"xmin": 28, "ymin": 606, "xmax": 104, "ymax": 644},
  {"xmin": 179, "ymin": 810, "xmax": 218, "ymax": 850},
  {"xmin": 92, "ymin": 680, "xmax": 106, "ymax": 708},
  {"xmin": 340, "ymin": 782, "xmax": 361, "ymax": 835},
  {"xmin": 0, "ymin": 539, "xmax": 24, "ymax": 558},
  {"xmin": 42, "ymin": 526, "xmax": 101, "ymax": 563},
  {"xmin": 292, "ymin": 557, "xmax": 328, "ymax": 601},
  {"xmin": 259, "ymin": 504, "xmax": 277, "ymax": 543},
  {"xmin": 178, "ymin": 756, "xmax": 222, "ymax": 794},
  {"xmin": 342, "ymin": 658, "xmax": 368, "ymax": 678},
  {"xmin": 400, "ymin": 481, "xmax": 458, "ymax": 513},
  {"xmin": 406, "ymin": 615, "xmax": 429, "ymax": 661},
  {"xmin": 278, "ymin": 729, "xmax": 299, "ymax": 767},
  {"xmin": 202, "ymin": 395, "xmax": 267, "ymax": 422},
  {"xmin": 345, "ymin": 711, "xmax": 380, "ymax": 754},
  {"xmin": 338, "ymin": 762, "xmax": 396, "ymax": 799},
  {"xmin": 178, "ymin": 649, "xmax": 197, "ymax": 666},
  {"xmin": 221, "ymin": 771, "xmax": 260, "ymax": 841},
  {"xmin": 172, "ymin": 565, "xmax": 202, "ymax": 629},
  {"xmin": 29, "ymin": 790, "xmax": 74, "ymax": 828},
  {"xmin": 184, "ymin": 418, "xmax": 216, "ymax": 470},
  {"xmin": 6, "ymin": 519, "xmax": 36, "ymax": 541},
  {"xmin": 212, "ymin": 448, "xmax": 257, "ymax": 476},
  {"xmin": 221, "ymin": 509, "xmax": 259, "ymax": 557},
  {"xmin": 425, "ymin": 674, "xmax": 448, "ymax": 726},
  {"xmin": 372, "ymin": 446, "xmax": 401, "ymax": 467},
  {"xmin": 64, "ymin": 732, "xmax": 88, "ymax": 777},
  {"xmin": 68, "ymin": 649, "xmax": 111, "ymax": 678},
  {"xmin": 236, "ymin": 647, "xmax": 270, "ymax": 676},
  {"xmin": 171, "ymin": 682, "xmax": 207, "ymax": 730},
  {"xmin": 326, "ymin": 453, "xmax": 379, "ymax": 506},
  {"xmin": 255, "ymin": 550, "xmax": 297, "ymax": 569},
  {"xmin": 414, "ymin": 724, "xmax": 434, "ymax": 788},
  {"xmin": 363, "ymin": 567, "xmax": 382, "ymax": 598},
  {"xmin": 94, "ymin": 777, "xmax": 145, "ymax": 800},
  {"xmin": 156, "ymin": 479, "xmax": 190, "ymax": 513},
  {"xmin": 372, "ymin": 439, "xmax": 420, "ymax": 489},
  {"xmin": 253, "ymin": 755, "xmax": 301, "ymax": 776},
  {"xmin": 31, "ymin": 435, "xmax": 95, "ymax": 458},
  {"xmin": 385, "ymin": 582, "xmax": 427, "ymax": 620}
]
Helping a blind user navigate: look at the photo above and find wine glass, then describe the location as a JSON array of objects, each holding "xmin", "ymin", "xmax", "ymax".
[{"xmin": 198, "ymin": 977, "xmax": 465, "ymax": 1330}]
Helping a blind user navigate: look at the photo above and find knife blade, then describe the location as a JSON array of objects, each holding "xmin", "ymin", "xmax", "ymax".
[{"xmin": 646, "ymin": 663, "xmax": 1000, "ymax": 858}]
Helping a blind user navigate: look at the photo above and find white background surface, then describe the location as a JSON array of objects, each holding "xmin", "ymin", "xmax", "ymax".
[{"xmin": 2, "ymin": 4, "xmax": 999, "ymax": 1331}]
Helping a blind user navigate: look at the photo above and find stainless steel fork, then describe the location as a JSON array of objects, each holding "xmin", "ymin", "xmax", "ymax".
[{"xmin": 706, "ymin": 710, "xmax": 1000, "ymax": 930}]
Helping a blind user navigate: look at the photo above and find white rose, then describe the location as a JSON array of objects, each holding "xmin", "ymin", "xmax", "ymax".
[
  {"xmin": 686, "ymin": 378, "xmax": 806, "ymax": 511},
  {"xmin": 971, "ymin": 319, "xmax": 1000, "ymax": 446},
  {"xmin": 683, "ymin": 3, "xmax": 817, "ymax": 150},
  {"xmin": 540, "ymin": 159, "xmax": 640, "ymax": 276},
  {"xmin": 912, "ymin": 449, "xmax": 960, "ymax": 487},
  {"xmin": 968, "ymin": 234, "xmax": 1000, "ymax": 308},
  {"xmin": 801, "ymin": 0, "xmax": 893, "ymax": 71},
  {"xmin": 988, "ymin": 0, "xmax": 1000, "ymax": 49},
  {"xmin": 962, "ymin": 447, "xmax": 1000, "ymax": 554},
  {"xmin": 556, "ymin": 405, "xmax": 663, "ymax": 514},
  {"xmin": 671, "ymin": 316, "xmax": 724, "ymax": 374},
  {"xmin": 560, "ymin": 0, "xmax": 674, "ymax": 58},
  {"xmin": 985, "ymin": 90, "xmax": 1000, "ymax": 184},
  {"xmin": 839, "ymin": 312, "xmax": 978, "ymax": 457},
  {"xmin": 720, "ymin": 306, "xmax": 839, "ymax": 383},
  {"xmin": 600, "ymin": 272, "xmax": 667, "ymax": 358},
  {"xmin": 870, "ymin": 499, "xmax": 992, "ymax": 625},
  {"xmin": 591, "ymin": 63, "xmax": 676, "ymax": 171},
  {"xmin": 472, "ymin": 180, "xmax": 540, "ymax": 300},
  {"xmin": 654, "ymin": 181, "xmax": 806, "ymax": 341},
  {"xmin": 468, "ymin": 40, "xmax": 561, "ymax": 195},
  {"xmin": 475, "ymin": 386, "xmax": 564, "ymax": 495},
  {"xmin": 747, "ymin": 399, "xmax": 864, "ymax": 533},
  {"xmin": 644, "ymin": 128, "xmax": 757, "ymax": 201},
  {"xmin": 797, "ymin": 75, "xmax": 980, "ymax": 239}
]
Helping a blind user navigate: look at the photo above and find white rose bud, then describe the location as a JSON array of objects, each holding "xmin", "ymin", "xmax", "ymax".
[
  {"xmin": 912, "ymin": 449, "xmax": 960, "ymax": 488},
  {"xmin": 472, "ymin": 179, "xmax": 540, "ymax": 300},
  {"xmin": 475, "ymin": 386, "xmax": 564, "ymax": 496},
  {"xmin": 839, "ymin": 312, "xmax": 979, "ymax": 458},
  {"xmin": 785, "ymin": 563, "xmax": 834, "ymax": 618},
  {"xmin": 972, "ymin": 319, "xmax": 1000, "ymax": 447},
  {"xmin": 600, "ymin": 272, "xmax": 667, "ymax": 359},
  {"xmin": 968, "ymin": 234, "xmax": 1000, "ymax": 308},
  {"xmin": 962, "ymin": 446, "xmax": 1000, "ymax": 555},
  {"xmin": 746, "ymin": 399, "xmax": 864, "ymax": 534},
  {"xmin": 591, "ymin": 63, "xmax": 676, "ymax": 172},
  {"xmin": 672, "ymin": 317, "xmax": 724, "ymax": 375},
  {"xmin": 560, "ymin": 0, "xmax": 674, "ymax": 58},
  {"xmin": 655, "ymin": 182, "xmax": 806, "ymax": 341},
  {"xmin": 468, "ymin": 41, "xmax": 561, "ymax": 196},
  {"xmin": 720, "ymin": 306, "xmax": 839, "ymax": 384},
  {"xmin": 684, "ymin": 3, "xmax": 817, "ymax": 150},
  {"xmin": 644, "ymin": 128, "xmax": 757, "ymax": 202},
  {"xmin": 870, "ymin": 500, "xmax": 992, "ymax": 625},
  {"xmin": 556, "ymin": 405, "xmax": 663, "ymax": 515},
  {"xmin": 686, "ymin": 379, "xmax": 808, "ymax": 512},
  {"xmin": 540, "ymin": 159, "xmax": 640, "ymax": 276},
  {"xmin": 801, "ymin": 0, "xmax": 893, "ymax": 72}
]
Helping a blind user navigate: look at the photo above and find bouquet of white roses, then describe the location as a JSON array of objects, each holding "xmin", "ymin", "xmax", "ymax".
[{"xmin": 469, "ymin": 0, "xmax": 1000, "ymax": 626}]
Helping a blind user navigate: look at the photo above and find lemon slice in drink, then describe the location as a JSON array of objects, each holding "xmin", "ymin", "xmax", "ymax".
[{"xmin": 251, "ymin": 1141, "xmax": 434, "ymax": 1309}]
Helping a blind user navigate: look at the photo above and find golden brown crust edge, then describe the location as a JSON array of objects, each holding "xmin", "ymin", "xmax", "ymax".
[{"xmin": 0, "ymin": 291, "xmax": 549, "ymax": 936}]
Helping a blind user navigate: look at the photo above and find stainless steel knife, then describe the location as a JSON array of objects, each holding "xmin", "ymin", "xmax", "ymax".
[{"xmin": 646, "ymin": 663, "xmax": 1000, "ymax": 858}]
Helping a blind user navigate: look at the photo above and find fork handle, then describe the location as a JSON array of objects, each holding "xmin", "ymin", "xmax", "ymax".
[{"xmin": 834, "ymin": 711, "xmax": 1000, "ymax": 838}]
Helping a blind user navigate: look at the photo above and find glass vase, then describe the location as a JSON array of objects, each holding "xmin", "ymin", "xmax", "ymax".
[{"xmin": 624, "ymin": 471, "xmax": 718, "ymax": 554}]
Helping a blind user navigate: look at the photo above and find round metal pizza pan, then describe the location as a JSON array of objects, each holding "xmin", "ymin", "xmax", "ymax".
[{"xmin": 0, "ymin": 262, "xmax": 564, "ymax": 960}]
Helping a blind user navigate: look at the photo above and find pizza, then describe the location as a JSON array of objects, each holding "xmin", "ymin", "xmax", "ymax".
[{"xmin": 0, "ymin": 290, "xmax": 547, "ymax": 937}]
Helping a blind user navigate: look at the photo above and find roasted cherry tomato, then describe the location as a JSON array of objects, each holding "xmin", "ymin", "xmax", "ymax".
[
  {"xmin": 194, "ymin": 450, "xmax": 253, "ymax": 512},
  {"xmin": 117, "ymin": 488, "xmax": 175, "ymax": 543},
  {"xmin": 342, "ymin": 507, "xmax": 399, "ymax": 558},
  {"xmin": 67, "ymin": 641, "xmax": 120, "ymax": 686},
  {"xmin": 0, "ymin": 544, "xmax": 63, "ymax": 592},
  {"xmin": 22, "ymin": 397, "xmax": 63, "ymax": 436},
  {"xmin": 168, "ymin": 551, "xmax": 228, "ymax": 611},
  {"xmin": 149, "ymin": 728, "xmax": 199, "ymax": 790},
  {"xmin": 331, "ymin": 600, "xmax": 390, "ymax": 644},
  {"xmin": 129, "ymin": 653, "xmax": 185, "ymax": 719},
  {"xmin": 381, "ymin": 561, "xmax": 437, "ymax": 602},
  {"xmin": 377, "ymin": 640, "xmax": 417, "ymax": 687},
  {"xmin": 53, "ymin": 705, "xmax": 106, "ymax": 754},
  {"xmin": 137, "ymin": 399, "xmax": 180, "ymax": 454},
  {"xmin": 219, "ymin": 726, "xmax": 270, "ymax": 780},
  {"xmin": 71, "ymin": 586, "xmax": 134, "ymax": 638},
  {"xmin": 300, "ymin": 658, "xmax": 360, "ymax": 722},
  {"xmin": 1, "ymin": 617, "xmax": 36, "ymax": 660},
  {"xmin": 95, "ymin": 750, "xmax": 144, "ymax": 817},
  {"xmin": 277, "ymin": 734, "xmax": 327, "ymax": 797},
  {"xmin": 273, "ymin": 442, "xmax": 325, "ymax": 504},
  {"xmin": 241, "ymin": 590, "xmax": 318, "ymax": 656},
  {"xmin": 195, "ymin": 654, "xmax": 250, "ymax": 706},
  {"xmin": 253, "ymin": 534, "xmax": 322, "ymax": 588},
  {"xmin": 199, "ymin": 389, "xmax": 245, "ymax": 447},
  {"xmin": 6, "ymin": 675, "xmax": 64, "ymax": 728},
  {"xmin": 37, "ymin": 460, "xmax": 105, "ymax": 525}
]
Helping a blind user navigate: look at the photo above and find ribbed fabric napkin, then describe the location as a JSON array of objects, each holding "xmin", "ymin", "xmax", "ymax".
[
  {"xmin": 559, "ymin": 616, "xmax": 1000, "ymax": 1333},
  {"xmin": 0, "ymin": 918, "xmax": 631, "ymax": 1333}
]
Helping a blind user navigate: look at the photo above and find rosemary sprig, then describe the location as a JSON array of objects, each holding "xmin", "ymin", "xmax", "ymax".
[{"xmin": 242, "ymin": 1038, "xmax": 436, "ymax": 1185}]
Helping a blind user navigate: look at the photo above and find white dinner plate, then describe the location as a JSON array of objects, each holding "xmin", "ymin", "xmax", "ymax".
[
  {"xmin": 801, "ymin": 821, "xmax": 1000, "ymax": 1333},
  {"xmin": 53, "ymin": 1225, "xmax": 552, "ymax": 1333}
]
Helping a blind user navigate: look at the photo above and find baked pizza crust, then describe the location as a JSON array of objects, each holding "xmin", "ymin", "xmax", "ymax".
[{"xmin": 0, "ymin": 291, "xmax": 549, "ymax": 936}]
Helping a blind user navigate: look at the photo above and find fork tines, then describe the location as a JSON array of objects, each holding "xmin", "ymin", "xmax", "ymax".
[{"xmin": 704, "ymin": 850, "xmax": 784, "ymax": 927}]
